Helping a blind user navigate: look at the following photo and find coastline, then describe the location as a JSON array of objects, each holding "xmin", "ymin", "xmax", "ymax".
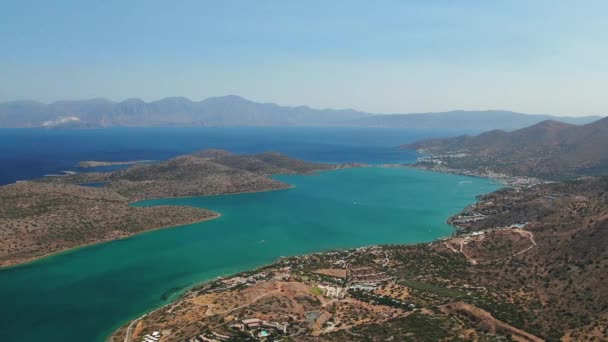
[
  {"xmin": 4, "ymin": 167, "xmax": 343, "ymax": 269},
  {"xmin": 107, "ymin": 167, "xmax": 501, "ymax": 341},
  {"xmin": 404, "ymin": 163, "xmax": 544, "ymax": 188},
  {"xmin": 107, "ymin": 254, "xmax": 306, "ymax": 342},
  {"xmin": 0, "ymin": 211, "xmax": 222, "ymax": 270},
  {"xmin": 78, "ymin": 160, "xmax": 156, "ymax": 168},
  {"xmin": 1, "ymin": 169, "xmax": 324, "ymax": 269},
  {"xmin": 125, "ymin": 164, "xmax": 366, "ymax": 203},
  {"xmin": 3, "ymin": 164, "xmax": 501, "ymax": 341},
  {"xmin": 128, "ymin": 183, "xmax": 296, "ymax": 204},
  {"xmin": 107, "ymin": 243, "xmax": 388, "ymax": 342}
]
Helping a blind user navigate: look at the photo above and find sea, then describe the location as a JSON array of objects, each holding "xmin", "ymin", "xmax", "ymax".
[
  {"xmin": 0, "ymin": 126, "xmax": 472, "ymax": 185},
  {"xmin": 0, "ymin": 127, "xmax": 496, "ymax": 341}
]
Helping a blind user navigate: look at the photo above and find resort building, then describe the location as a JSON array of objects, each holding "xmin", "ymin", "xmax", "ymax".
[
  {"xmin": 142, "ymin": 331, "xmax": 160, "ymax": 342},
  {"xmin": 317, "ymin": 283, "xmax": 347, "ymax": 299}
]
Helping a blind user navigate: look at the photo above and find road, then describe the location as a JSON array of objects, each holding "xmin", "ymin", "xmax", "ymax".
[{"xmin": 512, "ymin": 229, "xmax": 537, "ymax": 256}]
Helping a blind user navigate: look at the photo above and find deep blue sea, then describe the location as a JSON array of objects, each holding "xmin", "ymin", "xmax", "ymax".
[{"xmin": 0, "ymin": 127, "xmax": 464, "ymax": 185}]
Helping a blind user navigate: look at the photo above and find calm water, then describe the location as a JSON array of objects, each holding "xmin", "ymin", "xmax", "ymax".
[
  {"xmin": 0, "ymin": 167, "xmax": 499, "ymax": 341},
  {"xmin": 0, "ymin": 127, "xmax": 492, "ymax": 341},
  {"xmin": 0, "ymin": 126, "xmax": 465, "ymax": 185}
]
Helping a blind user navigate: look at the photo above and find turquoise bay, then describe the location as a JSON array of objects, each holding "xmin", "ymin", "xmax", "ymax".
[{"xmin": 0, "ymin": 167, "xmax": 499, "ymax": 341}]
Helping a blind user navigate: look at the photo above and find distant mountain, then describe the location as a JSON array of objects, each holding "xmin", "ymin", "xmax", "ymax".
[
  {"xmin": 340, "ymin": 110, "xmax": 600, "ymax": 131},
  {"xmin": 0, "ymin": 96, "xmax": 602, "ymax": 129},
  {"xmin": 404, "ymin": 117, "xmax": 608, "ymax": 179},
  {"xmin": 0, "ymin": 95, "xmax": 369, "ymax": 128}
]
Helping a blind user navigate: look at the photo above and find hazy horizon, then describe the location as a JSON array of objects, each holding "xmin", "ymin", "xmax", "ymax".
[
  {"xmin": 1, "ymin": 94, "xmax": 604, "ymax": 118},
  {"xmin": 2, "ymin": 1, "xmax": 607, "ymax": 117}
]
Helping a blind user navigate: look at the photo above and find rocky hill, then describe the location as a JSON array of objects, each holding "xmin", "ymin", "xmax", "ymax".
[
  {"xmin": 45, "ymin": 149, "xmax": 340, "ymax": 201},
  {"xmin": 404, "ymin": 117, "xmax": 608, "ymax": 179},
  {"xmin": 441, "ymin": 176, "xmax": 608, "ymax": 340}
]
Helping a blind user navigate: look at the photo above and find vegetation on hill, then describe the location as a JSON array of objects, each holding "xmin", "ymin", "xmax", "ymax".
[
  {"xmin": 41, "ymin": 149, "xmax": 340, "ymax": 201},
  {"xmin": 442, "ymin": 176, "xmax": 608, "ymax": 340},
  {"xmin": 405, "ymin": 117, "xmax": 608, "ymax": 179},
  {"xmin": 0, "ymin": 182, "xmax": 217, "ymax": 267}
]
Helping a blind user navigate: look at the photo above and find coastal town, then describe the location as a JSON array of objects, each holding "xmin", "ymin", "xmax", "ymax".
[
  {"xmin": 112, "ymin": 235, "xmax": 545, "ymax": 342},
  {"xmin": 114, "ymin": 245, "xmax": 412, "ymax": 342},
  {"xmin": 412, "ymin": 153, "xmax": 545, "ymax": 188}
]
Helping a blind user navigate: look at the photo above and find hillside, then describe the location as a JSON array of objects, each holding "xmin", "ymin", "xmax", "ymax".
[
  {"xmin": 442, "ymin": 177, "xmax": 608, "ymax": 340},
  {"xmin": 0, "ymin": 96, "xmax": 601, "ymax": 130},
  {"xmin": 43, "ymin": 150, "xmax": 340, "ymax": 201},
  {"xmin": 404, "ymin": 117, "xmax": 608, "ymax": 179},
  {"xmin": 0, "ymin": 182, "xmax": 217, "ymax": 267}
]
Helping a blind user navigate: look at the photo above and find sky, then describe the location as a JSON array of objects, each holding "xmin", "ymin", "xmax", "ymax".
[{"xmin": 1, "ymin": 0, "xmax": 607, "ymax": 116}]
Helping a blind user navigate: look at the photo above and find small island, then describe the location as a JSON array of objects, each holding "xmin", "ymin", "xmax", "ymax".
[{"xmin": 77, "ymin": 160, "xmax": 155, "ymax": 168}]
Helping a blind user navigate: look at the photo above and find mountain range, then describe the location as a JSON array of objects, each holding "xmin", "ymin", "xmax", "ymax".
[
  {"xmin": 340, "ymin": 110, "xmax": 600, "ymax": 131},
  {"xmin": 0, "ymin": 95, "xmax": 601, "ymax": 130},
  {"xmin": 405, "ymin": 117, "xmax": 608, "ymax": 179}
]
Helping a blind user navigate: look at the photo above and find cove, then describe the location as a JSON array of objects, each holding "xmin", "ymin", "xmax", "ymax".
[{"xmin": 0, "ymin": 167, "xmax": 500, "ymax": 341}]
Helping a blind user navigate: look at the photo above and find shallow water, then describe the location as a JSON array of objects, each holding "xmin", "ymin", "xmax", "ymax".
[{"xmin": 0, "ymin": 167, "xmax": 499, "ymax": 341}]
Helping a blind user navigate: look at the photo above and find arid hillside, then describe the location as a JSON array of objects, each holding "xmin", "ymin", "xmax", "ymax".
[
  {"xmin": 441, "ymin": 176, "xmax": 608, "ymax": 341},
  {"xmin": 405, "ymin": 117, "xmax": 608, "ymax": 179},
  {"xmin": 0, "ymin": 182, "xmax": 217, "ymax": 267},
  {"xmin": 41, "ymin": 150, "xmax": 341, "ymax": 201}
]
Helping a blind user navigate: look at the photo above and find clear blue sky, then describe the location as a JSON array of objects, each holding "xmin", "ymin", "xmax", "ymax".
[{"xmin": 1, "ymin": 0, "xmax": 606, "ymax": 115}]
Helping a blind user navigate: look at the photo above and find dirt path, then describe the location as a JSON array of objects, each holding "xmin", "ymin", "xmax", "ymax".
[
  {"xmin": 123, "ymin": 318, "xmax": 138, "ymax": 342},
  {"xmin": 459, "ymin": 239, "xmax": 479, "ymax": 265},
  {"xmin": 381, "ymin": 250, "xmax": 390, "ymax": 267},
  {"xmin": 443, "ymin": 241, "xmax": 460, "ymax": 254},
  {"xmin": 441, "ymin": 302, "xmax": 543, "ymax": 342},
  {"xmin": 512, "ymin": 229, "xmax": 537, "ymax": 257},
  {"xmin": 210, "ymin": 287, "xmax": 283, "ymax": 317},
  {"xmin": 444, "ymin": 238, "xmax": 479, "ymax": 265},
  {"xmin": 123, "ymin": 304, "xmax": 169, "ymax": 342}
]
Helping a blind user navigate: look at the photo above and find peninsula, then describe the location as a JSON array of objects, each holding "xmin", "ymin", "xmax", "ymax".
[{"xmin": 0, "ymin": 150, "xmax": 341, "ymax": 267}]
